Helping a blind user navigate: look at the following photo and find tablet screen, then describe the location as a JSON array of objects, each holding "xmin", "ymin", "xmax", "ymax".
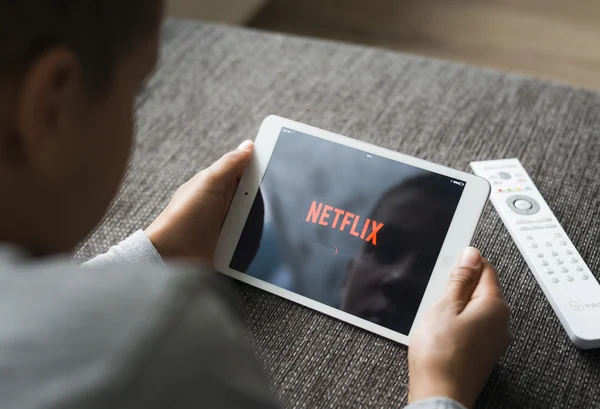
[{"xmin": 231, "ymin": 128, "xmax": 466, "ymax": 335}]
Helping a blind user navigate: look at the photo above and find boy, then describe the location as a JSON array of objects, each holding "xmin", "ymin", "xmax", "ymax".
[{"xmin": 0, "ymin": 1, "xmax": 511, "ymax": 408}]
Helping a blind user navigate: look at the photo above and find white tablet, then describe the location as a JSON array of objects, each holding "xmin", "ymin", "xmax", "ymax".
[{"xmin": 215, "ymin": 115, "xmax": 490, "ymax": 345}]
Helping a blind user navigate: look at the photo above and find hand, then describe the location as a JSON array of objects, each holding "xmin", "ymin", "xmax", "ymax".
[
  {"xmin": 146, "ymin": 140, "xmax": 254, "ymax": 263},
  {"xmin": 408, "ymin": 247, "xmax": 512, "ymax": 409}
]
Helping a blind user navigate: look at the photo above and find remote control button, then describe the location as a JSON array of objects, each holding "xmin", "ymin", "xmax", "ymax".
[
  {"xmin": 561, "ymin": 267, "xmax": 569, "ymax": 274},
  {"xmin": 515, "ymin": 199, "xmax": 533, "ymax": 210},
  {"xmin": 559, "ymin": 240, "xmax": 567, "ymax": 246},
  {"xmin": 551, "ymin": 251, "xmax": 559, "ymax": 257},
  {"xmin": 545, "ymin": 224, "xmax": 557, "ymax": 229},
  {"xmin": 582, "ymin": 275, "xmax": 590, "ymax": 280},
  {"xmin": 566, "ymin": 275, "xmax": 574, "ymax": 282},
  {"xmin": 576, "ymin": 266, "xmax": 584, "ymax": 272},
  {"xmin": 536, "ymin": 252, "xmax": 544, "ymax": 258},
  {"xmin": 515, "ymin": 172, "xmax": 524, "ymax": 177},
  {"xmin": 545, "ymin": 268, "xmax": 554, "ymax": 275},
  {"xmin": 526, "ymin": 235, "xmax": 534, "ymax": 240},
  {"xmin": 517, "ymin": 219, "xmax": 550, "ymax": 225},
  {"xmin": 556, "ymin": 259, "xmax": 564, "ymax": 265},
  {"xmin": 551, "ymin": 277, "xmax": 559, "ymax": 283},
  {"xmin": 506, "ymin": 195, "xmax": 540, "ymax": 216},
  {"xmin": 530, "ymin": 243, "xmax": 538, "ymax": 249},
  {"xmin": 571, "ymin": 258, "xmax": 579, "ymax": 264},
  {"xmin": 533, "ymin": 225, "xmax": 544, "ymax": 229},
  {"xmin": 517, "ymin": 178, "xmax": 528, "ymax": 183},
  {"xmin": 541, "ymin": 260, "xmax": 549, "ymax": 266},
  {"xmin": 499, "ymin": 172, "xmax": 512, "ymax": 180},
  {"xmin": 565, "ymin": 249, "xmax": 573, "ymax": 255},
  {"xmin": 545, "ymin": 242, "xmax": 552, "ymax": 247},
  {"xmin": 554, "ymin": 233, "xmax": 562, "ymax": 238}
]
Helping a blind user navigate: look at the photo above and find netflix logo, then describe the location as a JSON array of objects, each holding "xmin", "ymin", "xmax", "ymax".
[{"xmin": 305, "ymin": 201, "xmax": 384, "ymax": 245}]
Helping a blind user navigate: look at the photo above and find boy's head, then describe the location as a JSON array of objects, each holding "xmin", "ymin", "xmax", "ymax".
[{"xmin": 0, "ymin": 1, "xmax": 163, "ymax": 255}]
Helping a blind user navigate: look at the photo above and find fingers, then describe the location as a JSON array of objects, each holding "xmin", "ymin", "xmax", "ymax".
[
  {"xmin": 202, "ymin": 140, "xmax": 254, "ymax": 186},
  {"xmin": 444, "ymin": 247, "xmax": 484, "ymax": 313},
  {"xmin": 470, "ymin": 259, "xmax": 504, "ymax": 300}
]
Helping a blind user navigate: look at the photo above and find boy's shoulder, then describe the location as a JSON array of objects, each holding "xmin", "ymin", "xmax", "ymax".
[{"xmin": 0, "ymin": 248, "xmax": 276, "ymax": 408}]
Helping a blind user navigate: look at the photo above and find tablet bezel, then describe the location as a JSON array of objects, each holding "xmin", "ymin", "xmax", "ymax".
[{"xmin": 215, "ymin": 115, "xmax": 490, "ymax": 345}]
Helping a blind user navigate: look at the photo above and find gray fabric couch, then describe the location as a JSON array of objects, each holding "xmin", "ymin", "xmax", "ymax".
[{"xmin": 77, "ymin": 19, "xmax": 600, "ymax": 408}]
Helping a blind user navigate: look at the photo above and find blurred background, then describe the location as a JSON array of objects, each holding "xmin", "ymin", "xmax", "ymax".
[{"xmin": 169, "ymin": 0, "xmax": 600, "ymax": 91}]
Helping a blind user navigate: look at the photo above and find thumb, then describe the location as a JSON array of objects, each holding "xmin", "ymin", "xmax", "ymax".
[
  {"xmin": 203, "ymin": 140, "xmax": 254, "ymax": 185},
  {"xmin": 444, "ymin": 247, "xmax": 484, "ymax": 313}
]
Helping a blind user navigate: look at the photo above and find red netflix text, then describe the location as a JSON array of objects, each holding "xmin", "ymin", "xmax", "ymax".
[{"xmin": 305, "ymin": 201, "xmax": 384, "ymax": 245}]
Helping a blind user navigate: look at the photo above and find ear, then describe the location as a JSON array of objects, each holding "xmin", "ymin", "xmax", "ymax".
[{"xmin": 15, "ymin": 47, "xmax": 83, "ymax": 173}]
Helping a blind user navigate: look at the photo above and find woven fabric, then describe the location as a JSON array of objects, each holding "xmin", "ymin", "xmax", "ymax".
[{"xmin": 77, "ymin": 19, "xmax": 600, "ymax": 408}]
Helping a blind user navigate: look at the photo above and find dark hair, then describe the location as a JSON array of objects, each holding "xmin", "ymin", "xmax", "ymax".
[{"xmin": 0, "ymin": 0, "xmax": 162, "ymax": 90}]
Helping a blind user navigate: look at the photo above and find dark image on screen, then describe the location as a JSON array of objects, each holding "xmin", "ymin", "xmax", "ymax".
[{"xmin": 231, "ymin": 128, "xmax": 465, "ymax": 335}]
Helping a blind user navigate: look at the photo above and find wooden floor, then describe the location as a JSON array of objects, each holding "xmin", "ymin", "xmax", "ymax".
[{"xmin": 248, "ymin": 0, "xmax": 600, "ymax": 90}]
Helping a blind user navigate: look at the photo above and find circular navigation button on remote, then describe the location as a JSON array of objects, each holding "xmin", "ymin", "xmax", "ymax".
[
  {"xmin": 566, "ymin": 275, "xmax": 574, "ymax": 282},
  {"xmin": 536, "ymin": 252, "xmax": 544, "ymax": 258},
  {"xmin": 530, "ymin": 243, "xmax": 538, "ymax": 249},
  {"xmin": 515, "ymin": 199, "xmax": 533, "ymax": 210},
  {"xmin": 499, "ymin": 172, "xmax": 512, "ymax": 180},
  {"xmin": 506, "ymin": 195, "xmax": 540, "ymax": 215},
  {"xmin": 551, "ymin": 277, "xmax": 559, "ymax": 283},
  {"xmin": 545, "ymin": 268, "xmax": 554, "ymax": 275},
  {"xmin": 582, "ymin": 275, "xmax": 590, "ymax": 280},
  {"xmin": 576, "ymin": 266, "xmax": 584, "ymax": 272}
]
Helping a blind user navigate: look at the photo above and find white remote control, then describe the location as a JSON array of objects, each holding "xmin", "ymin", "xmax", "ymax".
[{"xmin": 471, "ymin": 158, "xmax": 600, "ymax": 349}]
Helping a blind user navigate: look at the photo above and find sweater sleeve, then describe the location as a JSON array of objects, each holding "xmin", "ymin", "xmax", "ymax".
[
  {"xmin": 82, "ymin": 230, "xmax": 163, "ymax": 267},
  {"xmin": 404, "ymin": 398, "xmax": 468, "ymax": 409}
]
